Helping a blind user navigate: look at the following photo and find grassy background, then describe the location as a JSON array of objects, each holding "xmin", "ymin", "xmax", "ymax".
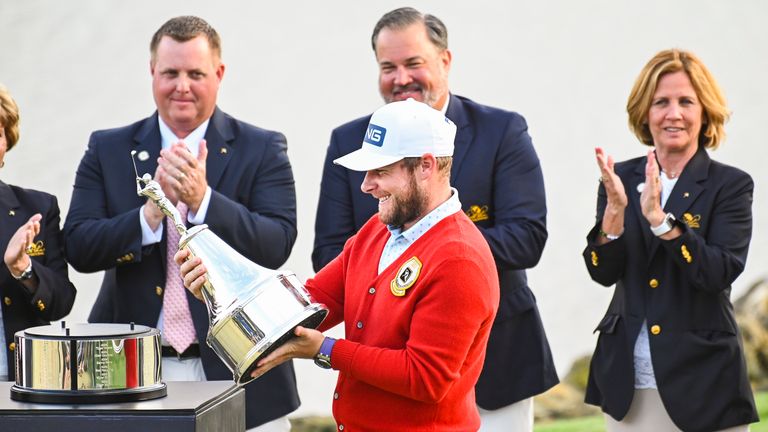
[
  {"xmin": 533, "ymin": 391, "xmax": 766, "ymax": 432},
  {"xmin": 291, "ymin": 391, "xmax": 766, "ymax": 431}
]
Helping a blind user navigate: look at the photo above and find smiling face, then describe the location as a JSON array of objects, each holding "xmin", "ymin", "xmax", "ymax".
[
  {"xmin": 151, "ymin": 35, "xmax": 224, "ymax": 138},
  {"xmin": 361, "ymin": 160, "xmax": 427, "ymax": 231},
  {"xmin": 375, "ymin": 23, "xmax": 451, "ymax": 109},
  {"xmin": 647, "ymin": 70, "xmax": 703, "ymax": 155}
]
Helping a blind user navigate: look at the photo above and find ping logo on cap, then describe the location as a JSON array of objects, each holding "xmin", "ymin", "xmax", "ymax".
[{"xmin": 364, "ymin": 124, "xmax": 387, "ymax": 147}]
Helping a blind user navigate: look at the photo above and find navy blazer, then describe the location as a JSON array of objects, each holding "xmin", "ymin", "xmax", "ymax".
[
  {"xmin": 582, "ymin": 147, "xmax": 758, "ymax": 431},
  {"xmin": 0, "ymin": 182, "xmax": 76, "ymax": 379},
  {"xmin": 63, "ymin": 108, "xmax": 299, "ymax": 427},
  {"xmin": 313, "ymin": 94, "xmax": 558, "ymax": 408}
]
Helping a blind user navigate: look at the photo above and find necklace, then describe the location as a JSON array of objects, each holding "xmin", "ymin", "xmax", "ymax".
[{"xmin": 661, "ymin": 169, "xmax": 678, "ymax": 179}]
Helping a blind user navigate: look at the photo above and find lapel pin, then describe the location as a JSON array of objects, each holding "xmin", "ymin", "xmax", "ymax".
[
  {"xmin": 636, "ymin": 183, "xmax": 645, "ymax": 193},
  {"xmin": 220, "ymin": 147, "xmax": 228, "ymax": 154},
  {"xmin": 8, "ymin": 210, "xmax": 15, "ymax": 216},
  {"xmin": 138, "ymin": 150, "xmax": 150, "ymax": 161},
  {"xmin": 683, "ymin": 192, "xmax": 690, "ymax": 198}
]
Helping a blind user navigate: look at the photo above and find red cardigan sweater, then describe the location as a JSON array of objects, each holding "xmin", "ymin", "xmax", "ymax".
[{"xmin": 306, "ymin": 211, "xmax": 499, "ymax": 431}]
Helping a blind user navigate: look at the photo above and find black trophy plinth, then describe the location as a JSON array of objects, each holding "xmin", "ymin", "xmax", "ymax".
[{"xmin": 0, "ymin": 380, "xmax": 244, "ymax": 432}]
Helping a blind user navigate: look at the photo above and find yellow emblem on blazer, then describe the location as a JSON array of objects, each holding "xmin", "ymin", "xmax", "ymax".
[
  {"xmin": 116, "ymin": 253, "xmax": 135, "ymax": 264},
  {"xmin": 466, "ymin": 205, "xmax": 489, "ymax": 222},
  {"xmin": 590, "ymin": 251, "xmax": 598, "ymax": 267},
  {"xmin": 391, "ymin": 256, "xmax": 422, "ymax": 297},
  {"xmin": 25, "ymin": 241, "xmax": 45, "ymax": 257},
  {"xmin": 682, "ymin": 213, "xmax": 700, "ymax": 229},
  {"xmin": 681, "ymin": 245, "xmax": 692, "ymax": 264}
]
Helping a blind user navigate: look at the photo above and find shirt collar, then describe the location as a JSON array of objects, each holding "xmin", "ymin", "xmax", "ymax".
[
  {"xmin": 436, "ymin": 93, "xmax": 450, "ymax": 115},
  {"xmin": 387, "ymin": 187, "xmax": 462, "ymax": 242},
  {"xmin": 158, "ymin": 116, "xmax": 210, "ymax": 157}
]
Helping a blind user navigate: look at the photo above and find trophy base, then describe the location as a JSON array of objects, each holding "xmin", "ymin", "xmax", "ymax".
[
  {"xmin": 10, "ymin": 383, "xmax": 167, "ymax": 404},
  {"xmin": 238, "ymin": 308, "xmax": 328, "ymax": 384},
  {"xmin": 208, "ymin": 298, "xmax": 328, "ymax": 386}
]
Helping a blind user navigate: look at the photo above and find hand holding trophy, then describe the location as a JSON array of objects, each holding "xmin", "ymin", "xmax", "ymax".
[{"xmin": 132, "ymin": 151, "xmax": 328, "ymax": 385}]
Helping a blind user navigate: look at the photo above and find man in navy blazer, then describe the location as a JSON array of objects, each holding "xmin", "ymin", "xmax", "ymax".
[
  {"xmin": 313, "ymin": 8, "xmax": 558, "ymax": 430},
  {"xmin": 63, "ymin": 16, "xmax": 299, "ymax": 431}
]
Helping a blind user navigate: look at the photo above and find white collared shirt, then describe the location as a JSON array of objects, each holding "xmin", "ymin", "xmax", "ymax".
[
  {"xmin": 437, "ymin": 94, "xmax": 450, "ymax": 115},
  {"xmin": 139, "ymin": 117, "xmax": 213, "ymax": 245},
  {"xmin": 378, "ymin": 188, "xmax": 462, "ymax": 274}
]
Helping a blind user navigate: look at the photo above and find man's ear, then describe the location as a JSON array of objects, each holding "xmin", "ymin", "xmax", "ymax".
[{"xmin": 419, "ymin": 153, "xmax": 437, "ymax": 180}]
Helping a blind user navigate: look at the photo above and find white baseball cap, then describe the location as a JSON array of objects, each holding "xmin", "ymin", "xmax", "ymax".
[{"xmin": 333, "ymin": 98, "xmax": 456, "ymax": 172}]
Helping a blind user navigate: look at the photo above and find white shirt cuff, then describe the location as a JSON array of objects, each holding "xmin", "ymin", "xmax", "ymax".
[
  {"xmin": 187, "ymin": 186, "xmax": 212, "ymax": 225},
  {"xmin": 140, "ymin": 204, "xmax": 164, "ymax": 246}
]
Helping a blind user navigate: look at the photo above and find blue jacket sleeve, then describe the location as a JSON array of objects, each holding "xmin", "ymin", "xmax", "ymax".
[
  {"xmin": 312, "ymin": 129, "xmax": 357, "ymax": 272},
  {"xmin": 203, "ymin": 132, "xmax": 297, "ymax": 270},
  {"xmin": 479, "ymin": 115, "xmax": 548, "ymax": 270},
  {"xmin": 26, "ymin": 194, "xmax": 77, "ymax": 320},
  {"xmin": 582, "ymin": 181, "xmax": 627, "ymax": 286},
  {"xmin": 661, "ymin": 172, "xmax": 753, "ymax": 293},
  {"xmin": 63, "ymin": 132, "xmax": 144, "ymax": 273}
]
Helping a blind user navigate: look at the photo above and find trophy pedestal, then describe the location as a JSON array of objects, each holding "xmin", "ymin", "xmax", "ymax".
[{"xmin": 0, "ymin": 380, "xmax": 244, "ymax": 432}]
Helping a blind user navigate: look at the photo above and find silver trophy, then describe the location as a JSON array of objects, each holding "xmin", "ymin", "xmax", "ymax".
[{"xmin": 132, "ymin": 152, "xmax": 328, "ymax": 385}]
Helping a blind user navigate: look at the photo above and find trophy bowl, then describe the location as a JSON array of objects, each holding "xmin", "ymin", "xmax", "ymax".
[{"xmin": 180, "ymin": 225, "xmax": 328, "ymax": 385}]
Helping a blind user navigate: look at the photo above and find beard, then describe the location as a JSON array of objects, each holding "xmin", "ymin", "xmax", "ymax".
[
  {"xmin": 385, "ymin": 83, "xmax": 441, "ymax": 108},
  {"xmin": 379, "ymin": 174, "xmax": 428, "ymax": 228}
]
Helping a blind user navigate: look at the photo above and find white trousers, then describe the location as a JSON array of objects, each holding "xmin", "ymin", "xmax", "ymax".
[
  {"xmin": 478, "ymin": 397, "xmax": 534, "ymax": 432},
  {"xmin": 161, "ymin": 357, "xmax": 291, "ymax": 432},
  {"xmin": 605, "ymin": 388, "xmax": 749, "ymax": 432}
]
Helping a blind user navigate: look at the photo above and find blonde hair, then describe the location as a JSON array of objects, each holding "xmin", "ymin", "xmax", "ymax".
[
  {"xmin": 0, "ymin": 85, "xmax": 20, "ymax": 150},
  {"xmin": 626, "ymin": 49, "xmax": 729, "ymax": 149}
]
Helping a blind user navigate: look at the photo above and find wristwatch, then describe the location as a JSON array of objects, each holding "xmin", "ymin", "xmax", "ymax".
[
  {"xmin": 651, "ymin": 212, "xmax": 676, "ymax": 237},
  {"xmin": 13, "ymin": 262, "xmax": 33, "ymax": 281},
  {"xmin": 599, "ymin": 228, "xmax": 624, "ymax": 241},
  {"xmin": 314, "ymin": 337, "xmax": 336, "ymax": 369}
]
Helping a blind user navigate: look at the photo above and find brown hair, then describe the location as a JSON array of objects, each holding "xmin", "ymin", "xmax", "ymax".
[
  {"xmin": 371, "ymin": 7, "xmax": 448, "ymax": 52},
  {"xmin": 150, "ymin": 16, "xmax": 221, "ymax": 65},
  {"xmin": 0, "ymin": 85, "xmax": 20, "ymax": 150},
  {"xmin": 627, "ymin": 49, "xmax": 729, "ymax": 149}
]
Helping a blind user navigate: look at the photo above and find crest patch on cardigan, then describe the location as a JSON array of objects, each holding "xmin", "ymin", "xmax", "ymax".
[
  {"xmin": 25, "ymin": 240, "xmax": 45, "ymax": 257},
  {"xmin": 391, "ymin": 256, "xmax": 422, "ymax": 297}
]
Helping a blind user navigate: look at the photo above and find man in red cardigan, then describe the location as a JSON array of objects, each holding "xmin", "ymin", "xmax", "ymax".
[{"xmin": 178, "ymin": 99, "xmax": 500, "ymax": 431}]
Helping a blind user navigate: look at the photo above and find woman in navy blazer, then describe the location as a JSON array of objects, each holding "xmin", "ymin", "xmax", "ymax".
[
  {"xmin": 582, "ymin": 50, "xmax": 758, "ymax": 431},
  {"xmin": 0, "ymin": 86, "xmax": 76, "ymax": 381}
]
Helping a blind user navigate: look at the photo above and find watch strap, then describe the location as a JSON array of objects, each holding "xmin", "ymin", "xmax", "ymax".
[
  {"xmin": 12, "ymin": 261, "xmax": 33, "ymax": 281},
  {"xmin": 314, "ymin": 337, "xmax": 336, "ymax": 369},
  {"xmin": 651, "ymin": 213, "xmax": 675, "ymax": 237}
]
